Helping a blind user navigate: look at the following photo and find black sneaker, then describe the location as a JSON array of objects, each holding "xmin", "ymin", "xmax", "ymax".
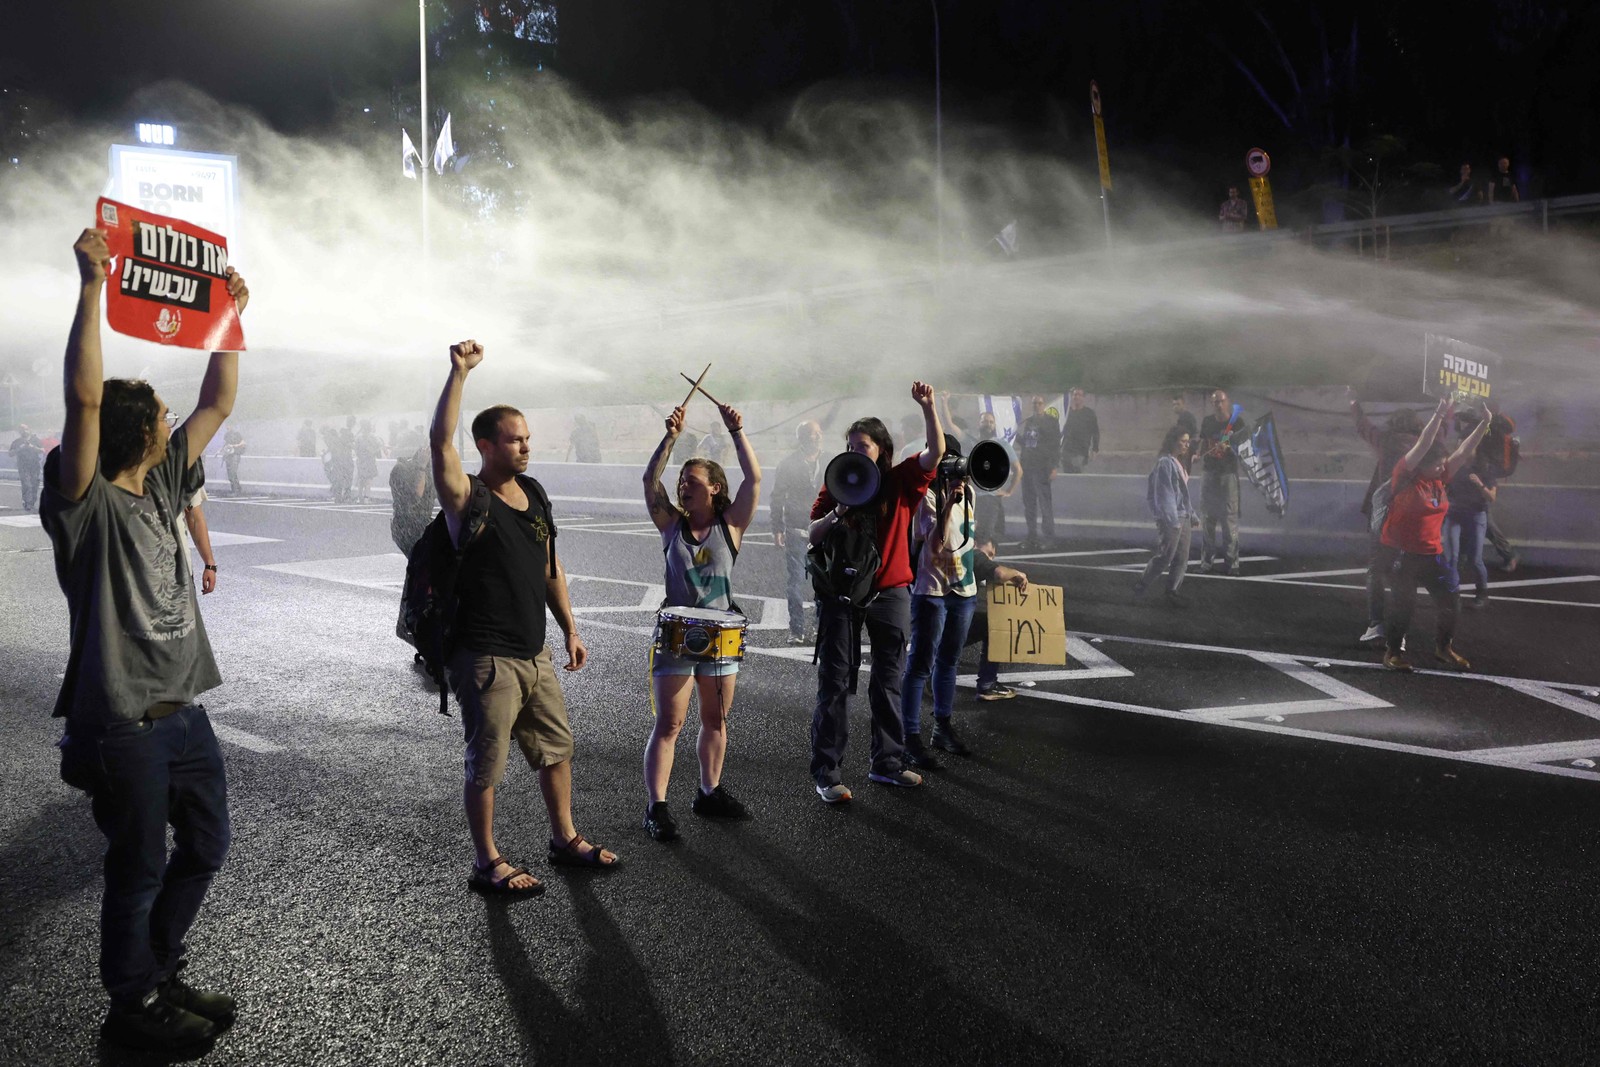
[
  {"xmin": 643, "ymin": 801, "xmax": 679, "ymax": 841},
  {"xmin": 903, "ymin": 733, "xmax": 940, "ymax": 770},
  {"xmin": 159, "ymin": 969, "xmax": 236, "ymax": 1024},
  {"xmin": 102, "ymin": 990, "xmax": 218, "ymax": 1053},
  {"xmin": 975, "ymin": 684, "xmax": 1016, "ymax": 702},
  {"xmin": 691, "ymin": 785, "xmax": 748, "ymax": 819},
  {"xmin": 931, "ymin": 719, "xmax": 971, "ymax": 756}
]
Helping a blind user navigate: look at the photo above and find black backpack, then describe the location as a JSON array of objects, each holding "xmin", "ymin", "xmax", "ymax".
[
  {"xmin": 397, "ymin": 474, "xmax": 553, "ymax": 715},
  {"xmin": 806, "ymin": 513, "xmax": 881, "ymax": 611}
]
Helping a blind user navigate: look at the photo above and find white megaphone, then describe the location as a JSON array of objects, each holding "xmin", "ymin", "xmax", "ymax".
[{"xmin": 823, "ymin": 451, "xmax": 881, "ymax": 507}]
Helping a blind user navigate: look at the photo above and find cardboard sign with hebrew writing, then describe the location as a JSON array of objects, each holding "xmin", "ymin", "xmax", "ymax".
[
  {"xmin": 1423, "ymin": 334, "xmax": 1496, "ymax": 403},
  {"xmin": 987, "ymin": 583, "xmax": 1067, "ymax": 665}
]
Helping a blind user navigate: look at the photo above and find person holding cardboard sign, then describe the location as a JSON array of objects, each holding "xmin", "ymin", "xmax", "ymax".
[{"xmin": 44, "ymin": 228, "xmax": 248, "ymax": 1054}]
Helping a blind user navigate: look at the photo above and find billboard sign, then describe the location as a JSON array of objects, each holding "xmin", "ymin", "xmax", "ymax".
[{"xmin": 107, "ymin": 144, "xmax": 239, "ymax": 250}]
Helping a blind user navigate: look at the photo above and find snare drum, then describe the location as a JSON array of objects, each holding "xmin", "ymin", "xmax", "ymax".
[{"xmin": 654, "ymin": 606, "xmax": 748, "ymax": 663}]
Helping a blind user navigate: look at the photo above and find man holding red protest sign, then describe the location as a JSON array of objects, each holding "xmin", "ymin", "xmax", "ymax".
[{"xmin": 41, "ymin": 226, "xmax": 249, "ymax": 1054}]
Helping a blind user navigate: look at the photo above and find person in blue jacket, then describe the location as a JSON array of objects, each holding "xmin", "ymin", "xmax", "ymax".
[{"xmin": 1134, "ymin": 424, "xmax": 1195, "ymax": 607}]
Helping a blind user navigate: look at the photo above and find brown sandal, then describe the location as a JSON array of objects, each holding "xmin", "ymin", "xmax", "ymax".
[
  {"xmin": 469, "ymin": 855, "xmax": 545, "ymax": 896},
  {"xmin": 548, "ymin": 834, "xmax": 619, "ymax": 868}
]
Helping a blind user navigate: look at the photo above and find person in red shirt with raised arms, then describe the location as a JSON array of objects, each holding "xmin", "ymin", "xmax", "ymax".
[
  {"xmin": 1379, "ymin": 395, "xmax": 1492, "ymax": 672},
  {"xmin": 806, "ymin": 382, "xmax": 944, "ymax": 803}
]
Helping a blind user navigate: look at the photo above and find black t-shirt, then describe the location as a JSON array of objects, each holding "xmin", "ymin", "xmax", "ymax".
[
  {"xmin": 1199, "ymin": 411, "xmax": 1245, "ymax": 475},
  {"xmin": 453, "ymin": 480, "xmax": 555, "ymax": 659},
  {"xmin": 1490, "ymin": 172, "xmax": 1518, "ymax": 202}
]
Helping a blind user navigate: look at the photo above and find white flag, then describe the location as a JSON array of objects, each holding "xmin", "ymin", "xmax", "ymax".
[
  {"xmin": 432, "ymin": 113, "xmax": 455, "ymax": 175},
  {"xmin": 994, "ymin": 220, "xmax": 1018, "ymax": 256},
  {"xmin": 402, "ymin": 129, "xmax": 422, "ymax": 179}
]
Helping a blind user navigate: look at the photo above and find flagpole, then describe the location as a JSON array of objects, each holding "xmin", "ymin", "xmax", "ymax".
[
  {"xmin": 931, "ymin": 0, "xmax": 943, "ymax": 272},
  {"xmin": 419, "ymin": 0, "xmax": 429, "ymax": 266}
]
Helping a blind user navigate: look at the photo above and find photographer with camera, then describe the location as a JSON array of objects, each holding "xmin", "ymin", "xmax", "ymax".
[{"xmin": 900, "ymin": 435, "xmax": 1004, "ymax": 766}]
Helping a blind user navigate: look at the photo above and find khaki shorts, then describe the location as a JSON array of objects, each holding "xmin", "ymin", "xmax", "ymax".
[{"xmin": 448, "ymin": 647, "xmax": 574, "ymax": 788}]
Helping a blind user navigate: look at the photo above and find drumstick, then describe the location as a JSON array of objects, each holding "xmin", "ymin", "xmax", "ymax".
[
  {"xmin": 679, "ymin": 372, "xmax": 724, "ymax": 408},
  {"xmin": 679, "ymin": 363, "xmax": 712, "ymax": 410}
]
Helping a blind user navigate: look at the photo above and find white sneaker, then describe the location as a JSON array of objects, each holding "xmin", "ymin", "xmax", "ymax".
[
  {"xmin": 815, "ymin": 782, "xmax": 852, "ymax": 804},
  {"xmin": 867, "ymin": 768, "xmax": 923, "ymax": 788},
  {"xmin": 1359, "ymin": 623, "xmax": 1384, "ymax": 643}
]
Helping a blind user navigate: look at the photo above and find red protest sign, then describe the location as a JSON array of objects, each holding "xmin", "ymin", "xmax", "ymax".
[{"xmin": 95, "ymin": 198, "xmax": 246, "ymax": 351}]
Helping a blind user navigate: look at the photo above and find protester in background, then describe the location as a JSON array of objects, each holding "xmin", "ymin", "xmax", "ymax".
[
  {"xmin": 970, "ymin": 541, "xmax": 1028, "ymax": 701},
  {"xmin": 1380, "ymin": 397, "xmax": 1492, "ymax": 672},
  {"xmin": 1444, "ymin": 417, "xmax": 1497, "ymax": 611},
  {"xmin": 1350, "ymin": 390, "xmax": 1421, "ymax": 644},
  {"xmin": 693, "ymin": 422, "xmax": 727, "ymax": 466},
  {"xmin": 1487, "ymin": 155, "xmax": 1520, "ymax": 203},
  {"xmin": 566, "ymin": 414, "xmax": 601, "ymax": 463},
  {"xmin": 389, "ymin": 444, "xmax": 433, "ymax": 555},
  {"xmin": 353, "ymin": 420, "xmax": 382, "ymax": 503},
  {"xmin": 1219, "ymin": 186, "xmax": 1250, "ymax": 232},
  {"xmin": 10, "ymin": 423, "xmax": 44, "ymax": 511},
  {"xmin": 639, "ymin": 400, "xmax": 761, "ymax": 841},
  {"xmin": 321, "ymin": 425, "xmax": 353, "ymax": 502},
  {"xmin": 1480, "ymin": 410, "xmax": 1522, "ymax": 572},
  {"xmin": 1060, "ymin": 388, "xmax": 1100, "ymax": 473},
  {"xmin": 220, "ymin": 426, "xmax": 245, "ymax": 495},
  {"xmin": 45, "ymin": 229, "xmax": 248, "ymax": 1053},
  {"xmin": 1447, "ymin": 163, "xmax": 1477, "ymax": 204},
  {"xmin": 807, "ymin": 384, "xmax": 944, "ymax": 802},
  {"xmin": 1198, "ymin": 389, "xmax": 1245, "ymax": 575},
  {"xmin": 1017, "ymin": 395, "xmax": 1060, "ymax": 550},
  {"xmin": 296, "ymin": 418, "xmax": 317, "ymax": 458},
  {"xmin": 1171, "ymin": 393, "xmax": 1199, "ymax": 452},
  {"xmin": 1134, "ymin": 425, "xmax": 1194, "ymax": 608},
  {"xmin": 770, "ymin": 419, "xmax": 824, "ymax": 645},
  {"xmin": 179, "ymin": 462, "xmax": 219, "ymax": 596}
]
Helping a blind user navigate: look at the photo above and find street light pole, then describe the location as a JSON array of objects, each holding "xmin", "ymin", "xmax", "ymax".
[
  {"xmin": 932, "ymin": 0, "xmax": 943, "ymax": 271},
  {"xmin": 419, "ymin": 0, "xmax": 429, "ymax": 263}
]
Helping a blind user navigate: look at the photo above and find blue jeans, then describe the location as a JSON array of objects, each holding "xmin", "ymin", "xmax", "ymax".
[
  {"xmin": 811, "ymin": 587, "xmax": 910, "ymax": 783},
  {"xmin": 902, "ymin": 593, "xmax": 979, "ymax": 736},
  {"xmin": 1446, "ymin": 509, "xmax": 1489, "ymax": 598},
  {"xmin": 59, "ymin": 705, "xmax": 231, "ymax": 1007}
]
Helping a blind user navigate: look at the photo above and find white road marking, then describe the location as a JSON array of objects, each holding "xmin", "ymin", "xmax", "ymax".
[
  {"xmin": 1482, "ymin": 575, "xmax": 1599, "ymax": 589},
  {"xmin": 203, "ymin": 531, "xmax": 282, "ymax": 546},
  {"xmin": 210, "ymin": 724, "xmax": 284, "ymax": 753},
  {"xmin": 1494, "ymin": 679, "xmax": 1600, "ymax": 724},
  {"xmin": 999, "ymin": 548, "xmax": 1148, "ymax": 561},
  {"xmin": 0, "ymin": 515, "xmax": 42, "ymax": 528},
  {"xmin": 1184, "ymin": 652, "xmax": 1391, "ymax": 720},
  {"xmin": 1255, "ymin": 567, "xmax": 1369, "ymax": 580},
  {"xmin": 1465, "ymin": 739, "xmax": 1600, "ymax": 762}
]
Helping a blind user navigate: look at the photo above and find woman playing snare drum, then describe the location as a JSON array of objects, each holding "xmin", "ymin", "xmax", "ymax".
[{"xmin": 640, "ymin": 400, "xmax": 762, "ymax": 841}]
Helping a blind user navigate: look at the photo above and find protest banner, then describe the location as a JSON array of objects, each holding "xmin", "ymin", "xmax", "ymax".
[
  {"xmin": 987, "ymin": 583, "xmax": 1067, "ymax": 665},
  {"xmin": 1424, "ymin": 334, "xmax": 1497, "ymax": 402},
  {"xmin": 95, "ymin": 198, "xmax": 245, "ymax": 351},
  {"xmin": 1233, "ymin": 412, "xmax": 1290, "ymax": 515}
]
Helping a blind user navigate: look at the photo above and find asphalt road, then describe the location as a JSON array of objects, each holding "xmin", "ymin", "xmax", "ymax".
[{"xmin": 2, "ymin": 479, "xmax": 1599, "ymax": 1066}]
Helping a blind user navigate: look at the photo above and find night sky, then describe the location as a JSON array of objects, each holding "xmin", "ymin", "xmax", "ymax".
[{"xmin": 5, "ymin": 1, "xmax": 1600, "ymax": 216}]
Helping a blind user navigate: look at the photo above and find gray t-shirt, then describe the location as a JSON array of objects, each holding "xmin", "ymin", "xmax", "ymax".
[{"xmin": 41, "ymin": 427, "xmax": 221, "ymax": 725}]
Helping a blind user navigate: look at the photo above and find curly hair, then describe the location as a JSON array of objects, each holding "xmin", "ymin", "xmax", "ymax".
[
  {"xmin": 679, "ymin": 458, "xmax": 731, "ymax": 515},
  {"xmin": 100, "ymin": 379, "xmax": 160, "ymax": 478}
]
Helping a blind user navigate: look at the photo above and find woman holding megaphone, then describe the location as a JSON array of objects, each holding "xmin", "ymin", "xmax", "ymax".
[{"xmin": 806, "ymin": 382, "xmax": 944, "ymax": 804}]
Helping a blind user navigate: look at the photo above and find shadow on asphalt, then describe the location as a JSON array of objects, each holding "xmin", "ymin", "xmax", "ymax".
[
  {"xmin": 484, "ymin": 877, "xmax": 673, "ymax": 1065},
  {"xmin": 667, "ymin": 830, "xmax": 1088, "ymax": 1066}
]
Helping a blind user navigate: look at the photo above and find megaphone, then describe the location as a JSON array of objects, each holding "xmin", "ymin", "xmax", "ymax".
[
  {"xmin": 824, "ymin": 451, "xmax": 881, "ymax": 507},
  {"xmin": 937, "ymin": 439, "xmax": 1013, "ymax": 493}
]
